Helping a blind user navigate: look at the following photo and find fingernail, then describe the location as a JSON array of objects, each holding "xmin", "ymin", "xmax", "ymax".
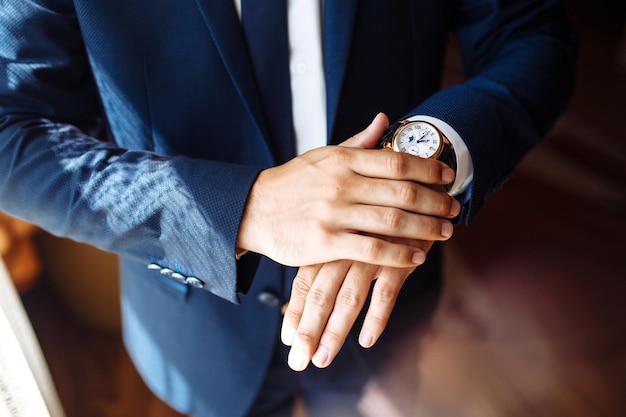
[
  {"xmin": 412, "ymin": 252, "xmax": 425, "ymax": 264},
  {"xmin": 288, "ymin": 348, "xmax": 309, "ymax": 372},
  {"xmin": 441, "ymin": 222, "xmax": 453, "ymax": 238},
  {"xmin": 442, "ymin": 168, "xmax": 455, "ymax": 183},
  {"xmin": 281, "ymin": 326, "xmax": 296, "ymax": 346},
  {"xmin": 449, "ymin": 199, "xmax": 461, "ymax": 217},
  {"xmin": 312, "ymin": 346, "xmax": 330, "ymax": 368},
  {"xmin": 359, "ymin": 331, "xmax": 375, "ymax": 348}
]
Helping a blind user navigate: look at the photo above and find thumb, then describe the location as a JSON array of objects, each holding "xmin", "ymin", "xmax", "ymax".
[{"xmin": 340, "ymin": 113, "xmax": 389, "ymax": 149}]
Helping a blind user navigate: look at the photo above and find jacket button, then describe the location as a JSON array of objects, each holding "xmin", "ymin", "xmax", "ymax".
[
  {"xmin": 186, "ymin": 277, "xmax": 204, "ymax": 289},
  {"xmin": 257, "ymin": 291, "xmax": 280, "ymax": 308}
]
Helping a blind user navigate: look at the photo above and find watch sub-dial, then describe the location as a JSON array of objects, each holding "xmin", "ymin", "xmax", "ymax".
[
  {"xmin": 398, "ymin": 131, "xmax": 438, "ymax": 158},
  {"xmin": 400, "ymin": 144, "xmax": 420, "ymax": 155}
]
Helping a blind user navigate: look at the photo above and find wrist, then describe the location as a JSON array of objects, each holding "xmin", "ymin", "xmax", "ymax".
[{"xmin": 236, "ymin": 168, "xmax": 275, "ymax": 257}]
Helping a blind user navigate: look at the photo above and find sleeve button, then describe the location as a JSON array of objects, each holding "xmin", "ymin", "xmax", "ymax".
[
  {"xmin": 171, "ymin": 272, "xmax": 188, "ymax": 284},
  {"xmin": 257, "ymin": 291, "xmax": 280, "ymax": 308},
  {"xmin": 160, "ymin": 268, "xmax": 174, "ymax": 277},
  {"xmin": 186, "ymin": 277, "xmax": 204, "ymax": 289}
]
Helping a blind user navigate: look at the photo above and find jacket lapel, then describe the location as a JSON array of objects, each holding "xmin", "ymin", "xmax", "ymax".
[
  {"xmin": 192, "ymin": 0, "xmax": 358, "ymax": 153},
  {"xmin": 192, "ymin": 0, "xmax": 272, "ymax": 155},
  {"xmin": 324, "ymin": 0, "xmax": 358, "ymax": 142}
]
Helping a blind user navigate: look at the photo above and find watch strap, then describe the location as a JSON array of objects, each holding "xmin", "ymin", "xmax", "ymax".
[
  {"xmin": 378, "ymin": 120, "xmax": 410, "ymax": 150},
  {"xmin": 438, "ymin": 135, "xmax": 457, "ymax": 172}
]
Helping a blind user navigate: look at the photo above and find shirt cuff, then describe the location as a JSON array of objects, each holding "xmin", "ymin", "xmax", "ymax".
[{"xmin": 407, "ymin": 115, "xmax": 474, "ymax": 197}]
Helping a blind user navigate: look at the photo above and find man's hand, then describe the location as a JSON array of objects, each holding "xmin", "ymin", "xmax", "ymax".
[
  {"xmin": 280, "ymin": 246, "xmax": 428, "ymax": 371},
  {"xmin": 278, "ymin": 114, "xmax": 460, "ymax": 371},
  {"xmin": 281, "ymin": 227, "xmax": 456, "ymax": 373},
  {"xmin": 237, "ymin": 113, "xmax": 458, "ymax": 268}
]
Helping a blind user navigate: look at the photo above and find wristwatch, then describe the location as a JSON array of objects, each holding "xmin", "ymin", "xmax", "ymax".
[{"xmin": 379, "ymin": 120, "xmax": 457, "ymax": 174}]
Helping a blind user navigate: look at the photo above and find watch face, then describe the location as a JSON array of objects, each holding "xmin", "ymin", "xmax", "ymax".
[{"xmin": 393, "ymin": 122, "xmax": 441, "ymax": 158}]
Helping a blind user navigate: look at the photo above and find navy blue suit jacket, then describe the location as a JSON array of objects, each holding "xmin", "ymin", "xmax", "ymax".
[{"xmin": 0, "ymin": 1, "xmax": 576, "ymax": 416}]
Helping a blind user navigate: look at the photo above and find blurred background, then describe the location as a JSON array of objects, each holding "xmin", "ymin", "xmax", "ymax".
[{"xmin": 1, "ymin": 0, "xmax": 625, "ymax": 416}]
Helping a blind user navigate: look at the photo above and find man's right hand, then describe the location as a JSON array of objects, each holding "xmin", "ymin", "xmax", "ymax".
[{"xmin": 236, "ymin": 113, "xmax": 457, "ymax": 269}]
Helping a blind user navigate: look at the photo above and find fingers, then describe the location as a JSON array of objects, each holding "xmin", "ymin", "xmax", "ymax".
[
  {"xmin": 322, "ymin": 145, "xmax": 455, "ymax": 187},
  {"xmin": 283, "ymin": 261, "xmax": 356, "ymax": 371},
  {"xmin": 311, "ymin": 262, "xmax": 379, "ymax": 368},
  {"xmin": 281, "ymin": 264, "xmax": 323, "ymax": 346},
  {"xmin": 358, "ymin": 267, "xmax": 413, "ymax": 348},
  {"xmin": 282, "ymin": 262, "xmax": 415, "ymax": 371},
  {"xmin": 332, "ymin": 233, "xmax": 427, "ymax": 268},
  {"xmin": 333, "ymin": 206, "xmax": 454, "ymax": 244},
  {"xmin": 326, "ymin": 228, "xmax": 442, "ymax": 269},
  {"xmin": 338, "ymin": 178, "xmax": 461, "ymax": 219},
  {"xmin": 283, "ymin": 261, "xmax": 378, "ymax": 371}
]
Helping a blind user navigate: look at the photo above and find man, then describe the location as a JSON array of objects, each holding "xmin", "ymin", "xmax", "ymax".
[{"xmin": 0, "ymin": 1, "xmax": 577, "ymax": 416}]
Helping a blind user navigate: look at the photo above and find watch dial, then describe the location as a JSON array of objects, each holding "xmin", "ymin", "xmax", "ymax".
[{"xmin": 395, "ymin": 122, "xmax": 441, "ymax": 158}]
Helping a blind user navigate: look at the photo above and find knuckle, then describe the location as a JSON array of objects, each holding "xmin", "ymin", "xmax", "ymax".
[
  {"xmin": 291, "ymin": 276, "xmax": 312, "ymax": 298},
  {"xmin": 382, "ymin": 208, "xmax": 403, "ymax": 231},
  {"xmin": 328, "ymin": 147, "xmax": 352, "ymax": 166},
  {"xmin": 296, "ymin": 329, "xmax": 317, "ymax": 345},
  {"xmin": 386, "ymin": 153, "xmax": 409, "ymax": 177},
  {"xmin": 366, "ymin": 313, "xmax": 388, "ymax": 330},
  {"xmin": 284, "ymin": 308, "xmax": 302, "ymax": 323},
  {"xmin": 423, "ymin": 218, "xmax": 440, "ymax": 237},
  {"xmin": 426, "ymin": 161, "xmax": 440, "ymax": 183},
  {"xmin": 322, "ymin": 328, "xmax": 346, "ymax": 345},
  {"xmin": 359, "ymin": 238, "xmax": 384, "ymax": 260},
  {"xmin": 307, "ymin": 288, "xmax": 332, "ymax": 309},
  {"xmin": 436, "ymin": 194, "xmax": 452, "ymax": 215},
  {"xmin": 336, "ymin": 288, "xmax": 363, "ymax": 309},
  {"xmin": 314, "ymin": 201, "xmax": 334, "ymax": 226},
  {"xmin": 375, "ymin": 283, "xmax": 400, "ymax": 305},
  {"xmin": 398, "ymin": 183, "xmax": 419, "ymax": 206}
]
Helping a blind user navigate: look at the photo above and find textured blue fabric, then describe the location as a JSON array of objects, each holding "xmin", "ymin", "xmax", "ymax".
[{"xmin": 0, "ymin": 1, "xmax": 577, "ymax": 416}]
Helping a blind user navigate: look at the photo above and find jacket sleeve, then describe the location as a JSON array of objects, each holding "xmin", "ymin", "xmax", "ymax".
[
  {"xmin": 0, "ymin": 0, "xmax": 260, "ymax": 303},
  {"xmin": 409, "ymin": 0, "xmax": 578, "ymax": 223}
]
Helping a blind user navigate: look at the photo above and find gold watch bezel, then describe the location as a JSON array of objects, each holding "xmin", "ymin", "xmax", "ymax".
[{"xmin": 391, "ymin": 121, "xmax": 450, "ymax": 160}]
